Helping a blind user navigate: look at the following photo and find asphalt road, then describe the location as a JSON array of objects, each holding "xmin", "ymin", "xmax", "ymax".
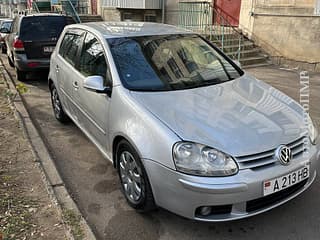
[{"xmin": 2, "ymin": 54, "xmax": 320, "ymax": 240}]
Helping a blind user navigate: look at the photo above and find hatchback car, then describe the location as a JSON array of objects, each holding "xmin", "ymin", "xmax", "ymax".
[
  {"xmin": 49, "ymin": 22, "xmax": 319, "ymax": 221},
  {"xmin": 0, "ymin": 19, "xmax": 12, "ymax": 53},
  {"xmin": 6, "ymin": 13, "xmax": 74, "ymax": 81}
]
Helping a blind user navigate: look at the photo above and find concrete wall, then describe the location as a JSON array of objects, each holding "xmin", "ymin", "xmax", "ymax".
[
  {"xmin": 252, "ymin": 10, "xmax": 320, "ymax": 62},
  {"xmin": 239, "ymin": 0, "xmax": 255, "ymax": 37},
  {"xmin": 240, "ymin": 0, "xmax": 317, "ymax": 36},
  {"xmin": 165, "ymin": 0, "xmax": 179, "ymax": 25},
  {"xmin": 255, "ymin": 0, "xmax": 314, "ymax": 7},
  {"xmin": 239, "ymin": 0, "xmax": 320, "ymax": 71},
  {"xmin": 102, "ymin": 7, "xmax": 121, "ymax": 21}
]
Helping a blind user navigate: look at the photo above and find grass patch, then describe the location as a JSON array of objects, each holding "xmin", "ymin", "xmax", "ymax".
[{"xmin": 62, "ymin": 208, "xmax": 84, "ymax": 240}]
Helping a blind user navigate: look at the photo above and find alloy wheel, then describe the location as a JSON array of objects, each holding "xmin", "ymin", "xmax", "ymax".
[
  {"xmin": 119, "ymin": 151, "xmax": 142, "ymax": 204},
  {"xmin": 51, "ymin": 88, "xmax": 61, "ymax": 117}
]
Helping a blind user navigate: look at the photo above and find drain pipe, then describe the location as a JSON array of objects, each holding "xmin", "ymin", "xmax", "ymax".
[{"xmin": 162, "ymin": 0, "xmax": 166, "ymax": 23}]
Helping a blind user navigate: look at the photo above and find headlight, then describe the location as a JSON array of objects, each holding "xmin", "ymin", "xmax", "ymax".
[
  {"xmin": 308, "ymin": 115, "xmax": 318, "ymax": 145},
  {"xmin": 173, "ymin": 142, "xmax": 238, "ymax": 177}
]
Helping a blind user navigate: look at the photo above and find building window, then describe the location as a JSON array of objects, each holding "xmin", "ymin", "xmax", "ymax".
[
  {"xmin": 123, "ymin": 13, "xmax": 132, "ymax": 21},
  {"xmin": 144, "ymin": 14, "xmax": 157, "ymax": 22}
]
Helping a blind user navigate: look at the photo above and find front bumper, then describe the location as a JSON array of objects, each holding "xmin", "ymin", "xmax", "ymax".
[{"xmin": 143, "ymin": 145, "xmax": 320, "ymax": 221}]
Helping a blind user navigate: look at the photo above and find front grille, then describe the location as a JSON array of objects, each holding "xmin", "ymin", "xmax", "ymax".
[
  {"xmin": 235, "ymin": 136, "xmax": 306, "ymax": 170},
  {"xmin": 246, "ymin": 178, "xmax": 308, "ymax": 212}
]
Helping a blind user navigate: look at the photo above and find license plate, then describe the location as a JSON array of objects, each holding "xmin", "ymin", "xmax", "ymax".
[
  {"xmin": 43, "ymin": 46, "xmax": 55, "ymax": 53},
  {"xmin": 263, "ymin": 166, "xmax": 309, "ymax": 196}
]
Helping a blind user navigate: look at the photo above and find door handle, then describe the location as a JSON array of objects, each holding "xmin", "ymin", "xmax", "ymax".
[{"xmin": 72, "ymin": 81, "xmax": 79, "ymax": 89}]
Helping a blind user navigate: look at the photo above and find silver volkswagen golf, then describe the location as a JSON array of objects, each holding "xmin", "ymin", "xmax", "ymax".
[{"xmin": 49, "ymin": 22, "xmax": 320, "ymax": 221}]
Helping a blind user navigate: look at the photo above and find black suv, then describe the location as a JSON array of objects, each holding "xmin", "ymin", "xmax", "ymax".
[{"xmin": 6, "ymin": 13, "xmax": 75, "ymax": 81}]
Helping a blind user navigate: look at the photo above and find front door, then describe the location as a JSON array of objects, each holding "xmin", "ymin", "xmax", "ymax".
[
  {"xmin": 214, "ymin": 0, "xmax": 241, "ymax": 26},
  {"xmin": 74, "ymin": 31, "xmax": 111, "ymax": 151}
]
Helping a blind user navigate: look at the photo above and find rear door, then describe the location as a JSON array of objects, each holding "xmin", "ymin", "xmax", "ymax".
[
  {"xmin": 55, "ymin": 29, "xmax": 86, "ymax": 121},
  {"xmin": 19, "ymin": 16, "xmax": 75, "ymax": 59}
]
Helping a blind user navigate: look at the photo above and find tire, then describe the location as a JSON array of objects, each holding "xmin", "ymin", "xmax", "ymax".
[
  {"xmin": 116, "ymin": 140, "xmax": 156, "ymax": 212},
  {"xmin": 8, "ymin": 55, "xmax": 14, "ymax": 67},
  {"xmin": 50, "ymin": 84, "xmax": 70, "ymax": 123},
  {"xmin": 16, "ymin": 69, "xmax": 27, "ymax": 82}
]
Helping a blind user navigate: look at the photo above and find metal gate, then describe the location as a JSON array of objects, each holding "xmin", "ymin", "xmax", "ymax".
[
  {"xmin": 178, "ymin": 1, "xmax": 244, "ymax": 62},
  {"xmin": 178, "ymin": 1, "xmax": 213, "ymax": 33}
]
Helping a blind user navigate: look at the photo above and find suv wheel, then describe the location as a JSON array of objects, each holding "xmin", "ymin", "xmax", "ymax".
[
  {"xmin": 16, "ymin": 69, "xmax": 26, "ymax": 82},
  {"xmin": 50, "ymin": 84, "xmax": 70, "ymax": 123},
  {"xmin": 116, "ymin": 140, "xmax": 156, "ymax": 212}
]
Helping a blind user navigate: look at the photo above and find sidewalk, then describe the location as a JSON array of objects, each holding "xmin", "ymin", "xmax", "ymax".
[{"xmin": 0, "ymin": 75, "xmax": 68, "ymax": 239}]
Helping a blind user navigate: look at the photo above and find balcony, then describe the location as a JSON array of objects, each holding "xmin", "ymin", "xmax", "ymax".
[{"xmin": 103, "ymin": 0, "xmax": 162, "ymax": 9}]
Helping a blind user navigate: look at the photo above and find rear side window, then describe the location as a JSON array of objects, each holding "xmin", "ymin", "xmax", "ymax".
[
  {"xmin": 19, "ymin": 16, "xmax": 74, "ymax": 41},
  {"xmin": 59, "ymin": 32, "xmax": 84, "ymax": 66}
]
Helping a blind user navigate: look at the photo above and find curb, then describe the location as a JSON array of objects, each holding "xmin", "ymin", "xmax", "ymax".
[{"xmin": 0, "ymin": 60, "xmax": 96, "ymax": 240}]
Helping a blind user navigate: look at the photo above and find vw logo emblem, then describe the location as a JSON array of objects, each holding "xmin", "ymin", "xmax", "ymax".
[{"xmin": 275, "ymin": 145, "xmax": 292, "ymax": 165}]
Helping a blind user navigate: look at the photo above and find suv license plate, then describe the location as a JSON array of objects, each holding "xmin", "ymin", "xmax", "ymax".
[
  {"xmin": 263, "ymin": 166, "xmax": 309, "ymax": 196},
  {"xmin": 43, "ymin": 46, "xmax": 55, "ymax": 53}
]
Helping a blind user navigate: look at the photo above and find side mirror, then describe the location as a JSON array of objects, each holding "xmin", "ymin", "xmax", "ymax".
[
  {"xmin": 233, "ymin": 60, "xmax": 242, "ymax": 68},
  {"xmin": 0, "ymin": 28, "xmax": 10, "ymax": 34},
  {"xmin": 83, "ymin": 75, "xmax": 112, "ymax": 97}
]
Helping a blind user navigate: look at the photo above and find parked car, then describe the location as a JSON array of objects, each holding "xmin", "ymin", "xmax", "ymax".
[
  {"xmin": 0, "ymin": 19, "xmax": 12, "ymax": 54},
  {"xmin": 6, "ymin": 13, "xmax": 75, "ymax": 81},
  {"xmin": 49, "ymin": 22, "xmax": 320, "ymax": 221}
]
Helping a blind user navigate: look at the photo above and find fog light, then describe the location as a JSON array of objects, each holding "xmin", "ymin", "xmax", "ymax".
[{"xmin": 199, "ymin": 206, "xmax": 211, "ymax": 216}]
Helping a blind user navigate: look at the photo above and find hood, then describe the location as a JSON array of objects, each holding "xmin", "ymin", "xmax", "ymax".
[{"xmin": 130, "ymin": 74, "xmax": 306, "ymax": 157}]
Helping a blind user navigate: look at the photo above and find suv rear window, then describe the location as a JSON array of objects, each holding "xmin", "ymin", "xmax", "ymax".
[{"xmin": 20, "ymin": 16, "xmax": 74, "ymax": 41}]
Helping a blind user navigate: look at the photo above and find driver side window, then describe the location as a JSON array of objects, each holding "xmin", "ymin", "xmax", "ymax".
[{"xmin": 79, "ymin": 32, "xmax": 109, "ymax": 84}]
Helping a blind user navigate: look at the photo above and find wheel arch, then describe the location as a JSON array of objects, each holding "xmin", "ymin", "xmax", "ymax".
[{"xmin": 112, "ymin": 134, "xmax": 143, "ymax": 170}]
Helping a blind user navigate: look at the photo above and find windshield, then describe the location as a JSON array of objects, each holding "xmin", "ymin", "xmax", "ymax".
[{"xmin": 108, "ymin": 34, "xmax": 243, "ymax": 91}]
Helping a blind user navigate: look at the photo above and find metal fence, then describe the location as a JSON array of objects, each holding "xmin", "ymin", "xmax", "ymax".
[
  {"xmin": 178, "ymin": 1, "xmax": 244, "ymax": 61},
  {"xmin": 178, "ymin": 1, "xmax": 212, "ymax": 33}
]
